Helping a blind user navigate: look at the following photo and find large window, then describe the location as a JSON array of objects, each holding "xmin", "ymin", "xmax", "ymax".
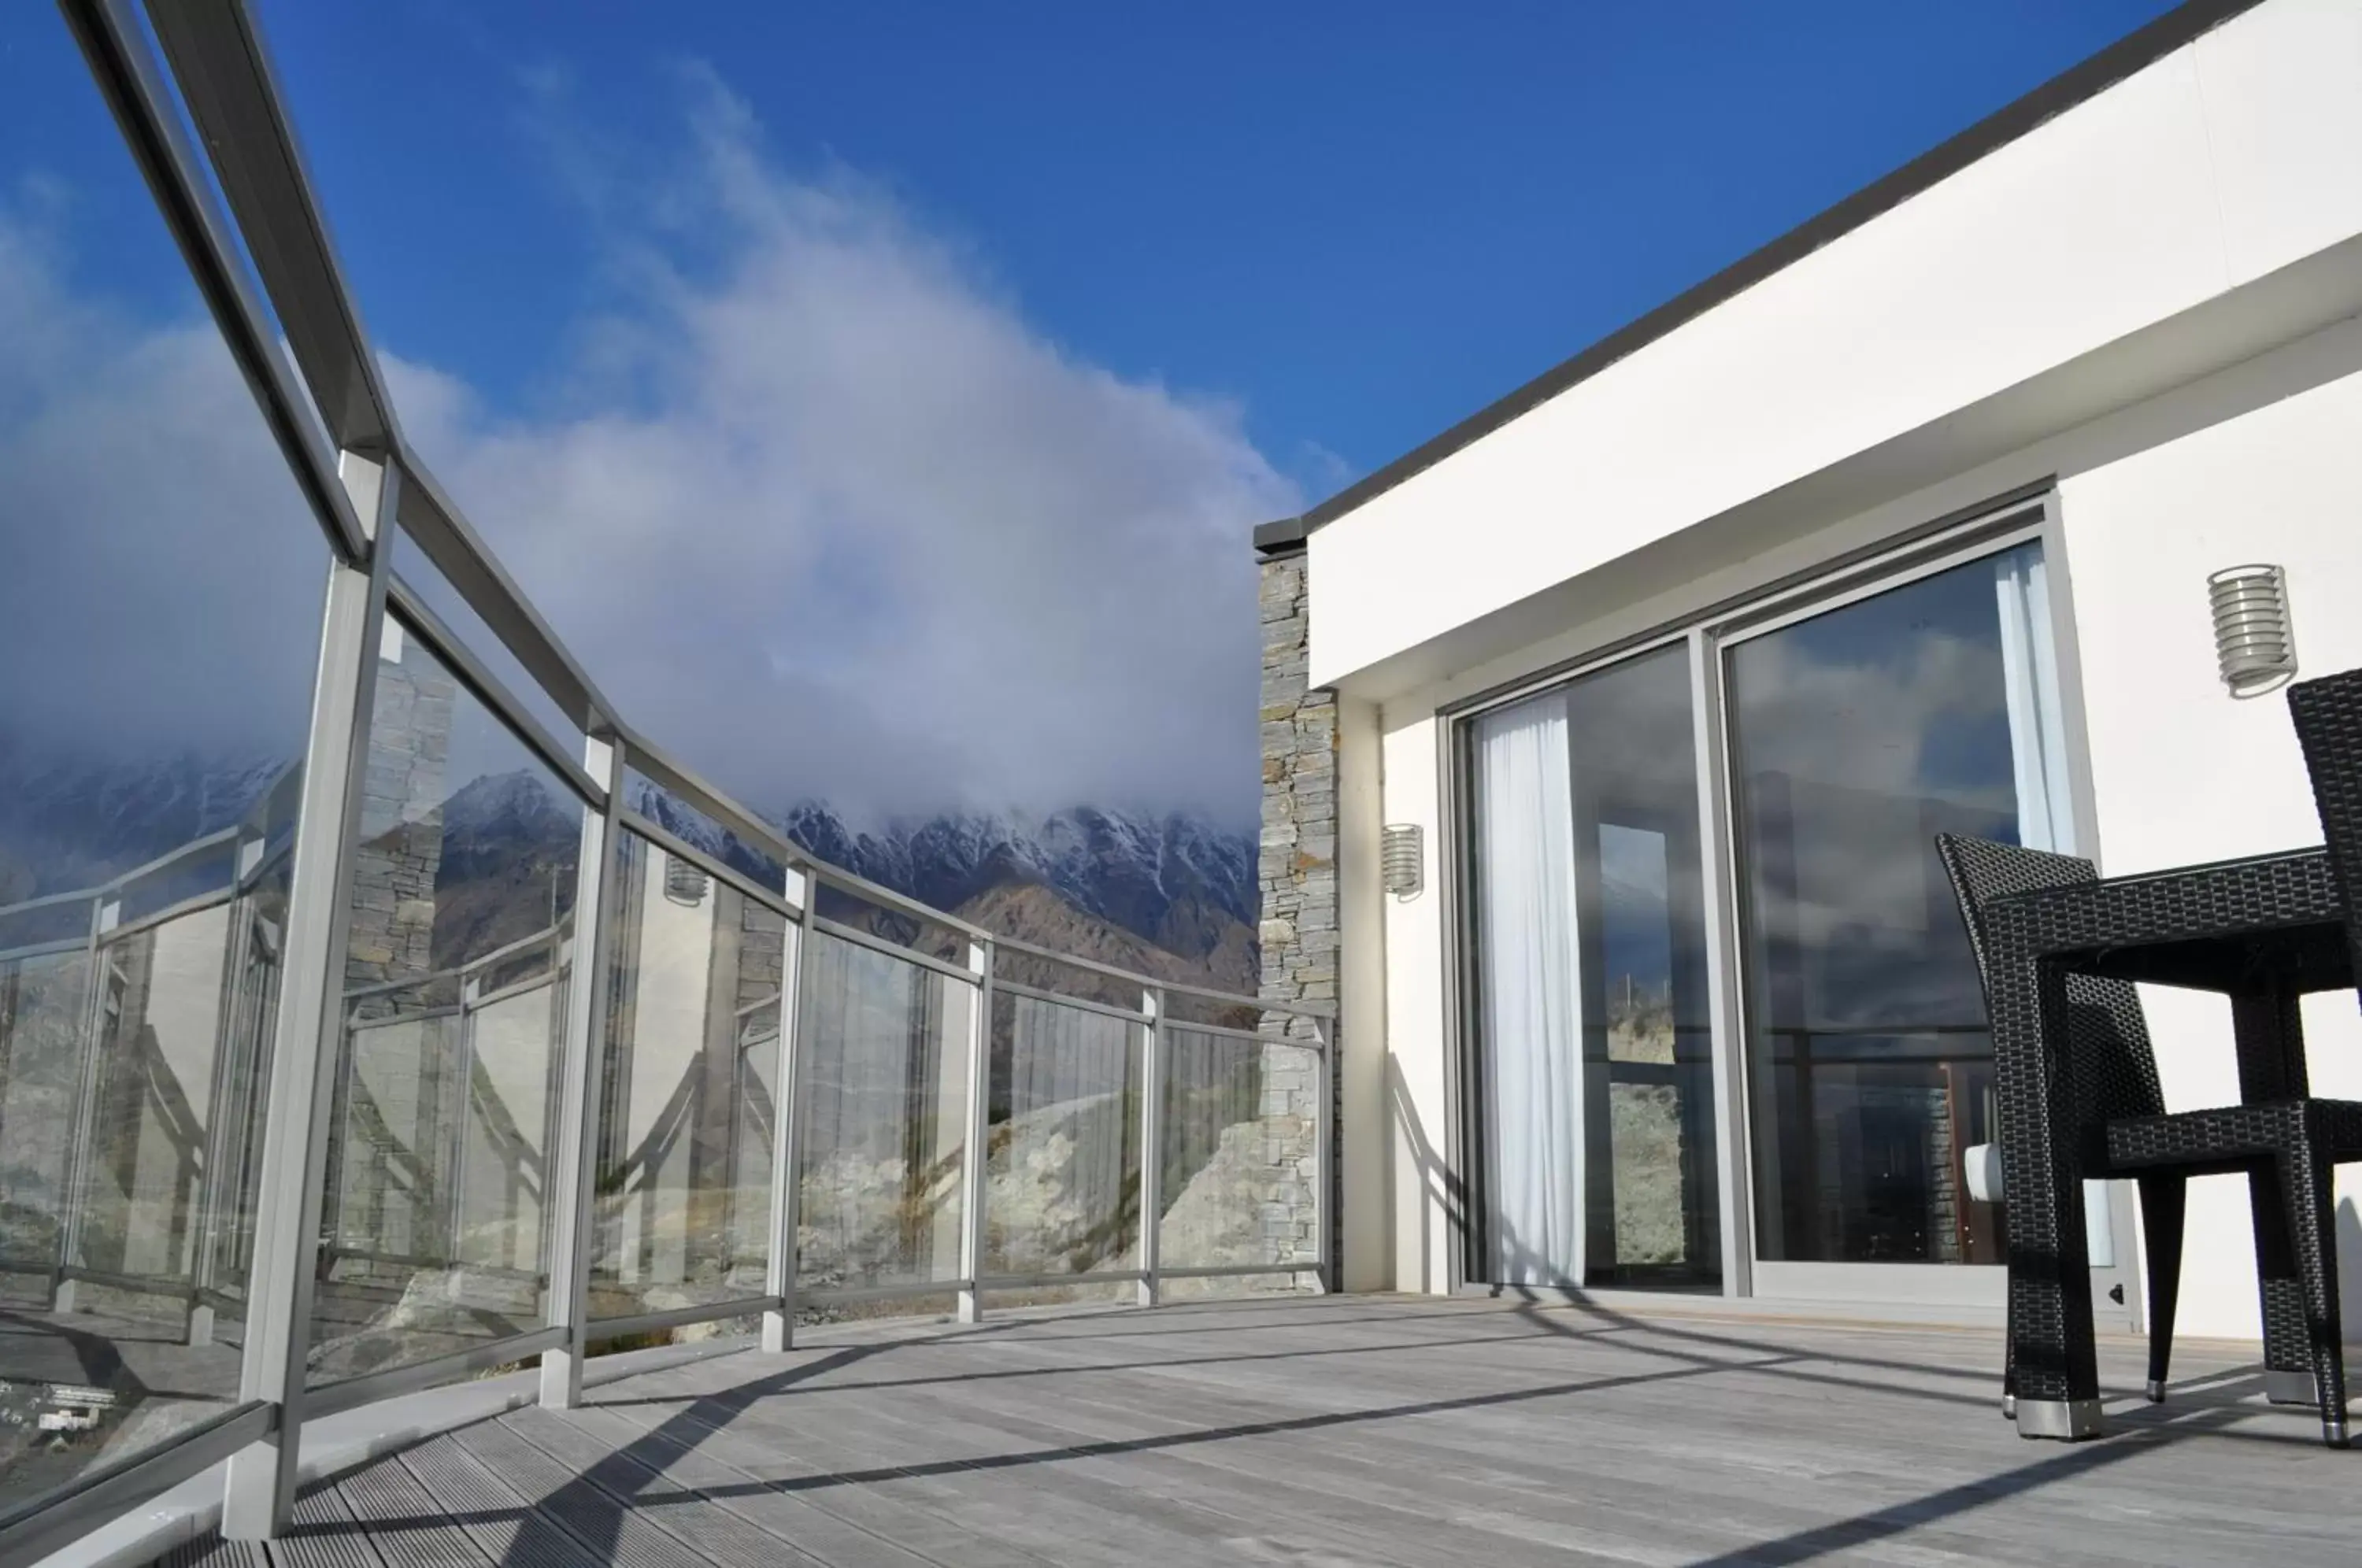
[{"xmin": 1729, "ymin": 541, "xmax": 2068, "ymax": 1267}]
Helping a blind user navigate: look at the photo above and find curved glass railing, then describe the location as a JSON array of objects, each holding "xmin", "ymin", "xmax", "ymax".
[{"xmin": 0, "ymin": 6, "xmax": 1331, "ymax": 1556}]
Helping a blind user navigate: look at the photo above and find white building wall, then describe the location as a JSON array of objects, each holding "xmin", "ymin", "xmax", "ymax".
[
  {"xmin": 1309, "ymin": 0, "xmax": 2362, "ymax": 694},
  {"xmin": 1312, "ymin": 0, "xmax": 2362, "ymax": 1337},
  {"xmin": 2057, "ymin": 363, "xmax": 2362, "ymax": 1342},
  {"xmin": 1376, "ymin": 711, "xmax": 1451, "ymax": 1294}
]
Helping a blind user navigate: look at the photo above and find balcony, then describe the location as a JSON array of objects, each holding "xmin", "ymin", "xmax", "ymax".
[
  {"xmin": 87, "ymin": 1296, "xmax": 2362, "ymax": 1568},
  {"xmin": 0, "ymin": 6, "xmax": 1324, "ymax": 1559}
]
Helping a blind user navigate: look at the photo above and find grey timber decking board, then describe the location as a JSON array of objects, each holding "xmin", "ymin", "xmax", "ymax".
[{"xmin": 185, "ymin": 1295, "xmax": 2362, "ymax": 1566}]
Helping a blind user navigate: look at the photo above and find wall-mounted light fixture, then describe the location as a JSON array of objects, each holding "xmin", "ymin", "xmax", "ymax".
[
  {"xmin": 1381, "ymin": 823, "xmax": 1423, "ymax": 900},
  {"xmin": 2208, "ymin": 564, "xmax": 2297, "ymax": 698},
  {"xmin": 663, "ymin": 851, "xmax": 711, "ymax": 906}
]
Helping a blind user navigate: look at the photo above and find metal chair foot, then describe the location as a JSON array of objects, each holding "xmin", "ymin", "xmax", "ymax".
[
  {"xmin": 2325, "ymin": 1415, "xmax": 2349, "ymax": 1450},
  {"xmin": 2015, "ymin": 1398, "xmax": 2105, "ymax": 1440},
  {"xmin": 2145, "ymin": 1379, "xmax": 2166, "ymax": 1403},
  {"xmin": 2001, "ymin": 1393, "xmax": 2016, "ymax": 1419}
]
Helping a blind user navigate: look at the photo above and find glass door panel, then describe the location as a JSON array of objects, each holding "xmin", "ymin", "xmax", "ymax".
[
  {"xmin": 1727, "ymin": 542, "xmax": 2071, "ymax": 1271},
  {"xmin": 1470, "ymin": 644, "xmax": 1719, "ymax": 1289}
]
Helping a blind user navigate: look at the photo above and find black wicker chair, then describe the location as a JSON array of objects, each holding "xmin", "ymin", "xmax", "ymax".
[
  {"xmin": 2292, "ymin": 664, "xmax": 2362, "ymax": 1030},
  {"xmin": 1936, "ymin": 831, "xmax": 2362, "ymax": 1446}
]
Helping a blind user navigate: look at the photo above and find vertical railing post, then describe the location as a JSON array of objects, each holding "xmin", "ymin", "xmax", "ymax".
[
  {"xmin": 956, "ymin": 937, "xmax": 993, "ymax": 1322},
  {"xmin": 1315, "ymin": 1014, "xmax": 1336, "ymax": 1295},
  {"xmin": 187, "ymin": 823, "xmax": 268, "ymax": 1350},
  {"xmin": 539, "ymin": 733, "xmax": 624, "ymax": 1408},
  {"xmin": 220, "ymin": 451, "xmax": 397, "ymax": 1540},
  {"xmin": 1136, "ymin": 987, "xmax": 1164, "ymax": 1308},
  {"xmin": 50, "ymin": 890, "xmax": 115, "ymax": 1317},
  {"xmin": 762, "ymin": 868, "xmax": 811, "ymax": 1353}
]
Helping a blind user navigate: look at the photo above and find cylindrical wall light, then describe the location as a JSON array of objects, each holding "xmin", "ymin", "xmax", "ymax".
[
  {"xmin": 2208, "ymin": 564, "xmax": 2297, "ymax": 697},
  {"xmin": 1380, "ymin": 823, "xmax": 1423, "ymax": 900}
]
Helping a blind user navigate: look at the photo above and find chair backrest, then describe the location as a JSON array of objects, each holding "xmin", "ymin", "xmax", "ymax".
[
  {"xmin": 2290, "ymin": 666, "xmax": 2362, "ymax": 997},
  {"xmin": 1933, "ymin": 833, "xmax": 2167, "ymax": 1134}
]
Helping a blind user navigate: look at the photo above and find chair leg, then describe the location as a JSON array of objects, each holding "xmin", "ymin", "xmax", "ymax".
[
  {"xmin": 2002, "ymin": 1289, "xmax": 2016, "ymax": 1418},
  {"xmin": 2275, "ymin": 1143, "xmax": 2349, "ymax": 1448},
  {"xmin": 2137, "ymin": 1174, "xmax": 2186, "ymax": 1403}
]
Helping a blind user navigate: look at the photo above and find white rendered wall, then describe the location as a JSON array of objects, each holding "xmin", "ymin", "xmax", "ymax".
[
  {"xmin": 2057, "ymin": 363, "xmax": 2362, "ymax": 1343},
  {"xmin": 1335, "ymin": 695, "xmax": 1394, "ymax": 1292},
  {"xmin": 1309, "ymin": 0, "xmax": 2362, "ymax": 694},
  {"xmin": 1344, "ymin": 346, "xmax": 2362, "ymax": 1329},
  {"xmin": 1378, "ymin": 711, "xmax": 1453, "ymax": 1294}
]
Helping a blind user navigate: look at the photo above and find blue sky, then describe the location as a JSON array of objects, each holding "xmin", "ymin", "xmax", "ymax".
[
  {"xmin": 248, "ymin": 0, "xmax": 2182, "ymax": 495},
  {"xmin": 1, "ymin": 2, "xmax": 2186, "ymax": 825}
]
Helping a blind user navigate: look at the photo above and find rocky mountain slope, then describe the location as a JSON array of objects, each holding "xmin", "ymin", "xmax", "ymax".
[{"xmin": 0, "ymin": 748, "xmax": 1261, "ymax": 994}]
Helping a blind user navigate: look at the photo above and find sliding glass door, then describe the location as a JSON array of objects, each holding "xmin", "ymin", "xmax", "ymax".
[
  {"xmin": 1721, "ymin": 537, "xmax": 2130, "ymax": 1305},
  {"xmin": 1468, "ymin": 645, "xmax": 1720, "ymax": 1290},
  {"xmin": 1461, "ymin": 519, "xmax": 2131, "ymax": 1311},
  {"xmin": 1724, "ymin": 545, "xmax": 2044, "ymax": 1271}
]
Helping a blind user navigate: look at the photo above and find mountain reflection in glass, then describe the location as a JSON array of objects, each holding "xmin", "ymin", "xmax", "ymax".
[
  {"xmin": 308, "ymin": 619, "xmax": 584, "ymax": 1385},
  {"xmin": 1471, "ymin": 644, "xmax": 1719, "ymax": 1289},
  {"xmin": 1728, "ymin": 544, "xmax": 2056, "ymax": 1267},
  {"xmin": 794, "ymin": 930, "xmax": 968, "ymax": 1292},
  {"xmin": 0, "ymin": 5, "xmax": 330, "ymax": 1506},
  {"xmin": 587, "ymin": 832, "xmax": 787, "ymax": 1321}
]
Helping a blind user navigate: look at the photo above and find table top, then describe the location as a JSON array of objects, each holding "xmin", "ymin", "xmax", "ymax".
[{"xmin": 1987, "ymin": 845, "xmax": 2352, "ymax": 993}]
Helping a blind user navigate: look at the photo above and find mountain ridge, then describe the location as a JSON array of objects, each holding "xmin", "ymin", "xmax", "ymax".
[{"xmin": 1, "ymin": 749, "xmax": 1261, "ymax": 993}]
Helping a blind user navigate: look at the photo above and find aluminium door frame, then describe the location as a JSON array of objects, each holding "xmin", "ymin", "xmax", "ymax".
[
  {"xmin": 1703, "ymin": 507, "xmax": 2137, "ymax": 1325},
  {"xmin": 1438, "ymin": 487, "xmax": 2136, "ymax": 1325}
]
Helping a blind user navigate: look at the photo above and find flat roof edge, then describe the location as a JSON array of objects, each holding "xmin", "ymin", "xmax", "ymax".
[
  {"xmin": 1296, "ymin": 0, "xmax": 2270, "ymax": 540},
  {"xmin": 1253, "ymin": 515, "xmax": 1308, "ymax": 557}
]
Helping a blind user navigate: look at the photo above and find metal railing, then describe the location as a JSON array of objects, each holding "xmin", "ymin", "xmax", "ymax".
[{"xmin": 0, "ymin": 0, "xmax": 1335, "ymax": 1554}]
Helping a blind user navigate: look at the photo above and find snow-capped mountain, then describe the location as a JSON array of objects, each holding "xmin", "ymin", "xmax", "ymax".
[
  {"xmin": 2, "ymin": 745, "xmax": 1261, "ymax": 979},
  {"xmin": 772, "ymin": 802, "xmax": 1257, "ymax": 960},
  {"xmin": 0, "ymin": 745, "xmax": 291, "ymax": 903},
  {"xmin": 628, "ymin": 782, "xmax": 1256, "ymax": 963}
]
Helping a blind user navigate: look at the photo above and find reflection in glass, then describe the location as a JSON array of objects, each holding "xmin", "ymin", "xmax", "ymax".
[
  {"xmin": 621, "ymin": 770, "xmax": 788, "ymax": 893},
  {"xmin": 588, "ymin": 834, "xmax": 786, "ymax": 1318},
  {"xmin": 1729, "ymin": 543, "xmax": 2065, "ymax": 1266},
  {"xmin": 0, "ymin": 9, "xmax": 326, "ymax": 1505},
  {"xmin": 794, "ymin": 930, "xmax": 967, "ymax": 1291},
  {"xmin": 984, "ymin": 993, "xmax": 1141, "ymax": 1278},
  {"xmin": 309, "ymin": 619, "xmax": 583, "ymax": 1385},
  {"xmin": 1468, "ymin": 645, "xmax": 1719, "ymax": 1289},
  {"xmin": 1157, "ymin": 1031, "xmax": 1319, "ymax": 1275}
]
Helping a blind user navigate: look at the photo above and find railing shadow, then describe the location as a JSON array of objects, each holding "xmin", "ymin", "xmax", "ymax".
[{"xmin": 272, "ymin": 1294, "xmax": 2316, "ymax": 1568}]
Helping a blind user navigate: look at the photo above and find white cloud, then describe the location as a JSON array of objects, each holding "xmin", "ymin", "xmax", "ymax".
[
  {"xmin": 0, "ymin": 194, "xmax": 329, "ymax": 771},
  {"xmin": 392, "ymin": 76, "xmax": 1299, "ymax": 825},
  {"xmin": 0, "ymin": 78, "xmax": 1298, "ymax": 829}
]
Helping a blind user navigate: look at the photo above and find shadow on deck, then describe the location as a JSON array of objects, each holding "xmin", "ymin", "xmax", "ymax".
[{"xmin": 157, "ymin": 1294, "xmax": 2353, "ymax": 1568}]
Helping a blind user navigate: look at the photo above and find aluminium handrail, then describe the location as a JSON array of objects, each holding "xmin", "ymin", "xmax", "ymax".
[
  {"xmin": 616, "ymin": 808, "xmax": 797, "ymax": 918},
  {"xmin": 991, "ymin": 930, "xmax": 1333, "ymax": 1018},
  {"xmin": 614, "ymin": 725, "xmax": 797, "ymax": 869},
  {"xmin": 339, "ymin": 919, "xmax": 565, "ymax": 1004},
  {"xmin": 994, "ymin": 978, "xmax": 1155, "ymax": 1027},
  {"xmin": 807, "ymin": 914, "xmax": 983, "ymax": 985},
  {"xmin": 799, "ymin": 857, "xmax": 994, "ymax": 941},
  {"xmin": 392, "ymin": 454, "xmax": 618, "ymax": 736},
  {"xmin": 386, "ymin": 574, "xmax": 607, "ymax": 808}
]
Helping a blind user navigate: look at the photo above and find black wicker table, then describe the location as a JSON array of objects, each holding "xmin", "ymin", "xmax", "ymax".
[{"xmin": 1983, "ymin": 846, "xmax": 2349, "ymax": 1439}]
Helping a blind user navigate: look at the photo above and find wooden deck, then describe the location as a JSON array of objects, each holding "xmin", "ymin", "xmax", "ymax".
[{"xmin": 163, "ymin": 1293, "xmax": 2358, "ymax": 1567}]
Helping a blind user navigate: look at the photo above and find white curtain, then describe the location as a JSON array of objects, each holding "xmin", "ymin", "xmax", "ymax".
[
  {"xmin": 1994, "ymin": 543, "xmax": 2113, "ymax": 1265},
  {"xmin": 1473, "ymin": 693, "xmax": 1584, "ymax": 1285},
  {"xmin": 1994, "ymin": 545, "xmax": 2075, "ymax": 855}
]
